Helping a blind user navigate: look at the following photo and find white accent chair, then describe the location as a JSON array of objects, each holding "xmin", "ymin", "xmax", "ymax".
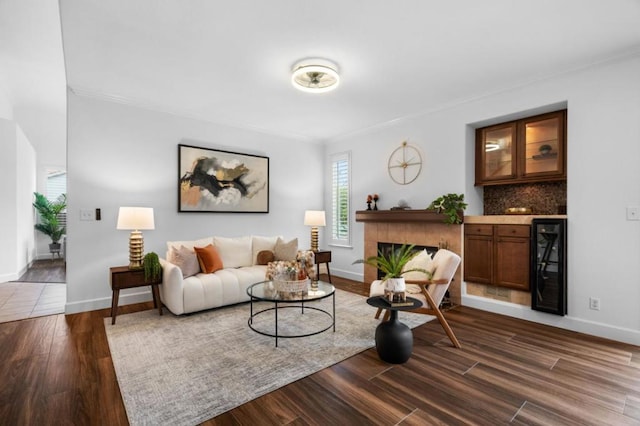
[{"xmin": 369, "ymin": 248, "xmax": 462, "ymax": 348}]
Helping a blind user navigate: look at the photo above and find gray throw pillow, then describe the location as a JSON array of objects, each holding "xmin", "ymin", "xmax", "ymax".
[
  {"xmin": 274, "ymin": 237, "xmax": 298, "ymax": 261},
  {"xmin": 168, "ymin": 245, "xmax": 201, "ymax": 278}
]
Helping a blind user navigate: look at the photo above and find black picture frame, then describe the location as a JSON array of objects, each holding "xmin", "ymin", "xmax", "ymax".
[{"xmin": 178, "ymin": 144, "xmax": 269, "ymax": 213}]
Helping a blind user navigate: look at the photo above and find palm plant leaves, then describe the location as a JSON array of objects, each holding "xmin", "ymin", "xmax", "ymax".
[{"xmin": 353, "ymin": 243, "xmax": 430, "ymax": 281}]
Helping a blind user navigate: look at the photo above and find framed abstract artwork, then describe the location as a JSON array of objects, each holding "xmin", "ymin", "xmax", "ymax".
[{"xmin": 178, "ymin": 144, "xmax": 269, "ymax": 213}]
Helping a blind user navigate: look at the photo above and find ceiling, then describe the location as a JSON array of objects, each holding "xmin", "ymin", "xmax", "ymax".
[{"xmin": 3, "ymin": 1, "xmax": 640, "ymax": 149}]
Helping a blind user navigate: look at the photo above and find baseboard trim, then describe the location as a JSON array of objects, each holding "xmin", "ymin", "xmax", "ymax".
[
  {"xmin": 65, "ymin": 289, "xmax": 154, "ymax": 315},
  {"xmin": 332, "ymin": 268, "xmax": 362, "ymax": 283},
  {"xmin": 462, "ymin": 294, "xmax": 640, "ymax": 346}
]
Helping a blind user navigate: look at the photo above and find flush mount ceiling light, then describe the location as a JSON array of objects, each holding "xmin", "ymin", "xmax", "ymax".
[{"xmin": 291, "ymin": 59, "xmax": 340, "ymax": 93}]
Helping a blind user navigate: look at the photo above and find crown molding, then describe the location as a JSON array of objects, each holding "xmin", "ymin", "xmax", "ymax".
[{"xmin": 328, "ymin": 47, "xmax": 640, "ymax": 143}]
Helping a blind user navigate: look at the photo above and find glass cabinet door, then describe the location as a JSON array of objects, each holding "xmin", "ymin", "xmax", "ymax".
[
  {"xmin": 522, "ymin": 112, "xmax": 565, "ymax": 177},
  {"xmin": 478, "ymin": 123, "xmax": 517, "ymax": 182}
]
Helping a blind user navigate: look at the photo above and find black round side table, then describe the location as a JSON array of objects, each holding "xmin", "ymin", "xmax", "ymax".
[{"xmin": 366, "ymin": 296, "xmax": 423, "ymax": 364}]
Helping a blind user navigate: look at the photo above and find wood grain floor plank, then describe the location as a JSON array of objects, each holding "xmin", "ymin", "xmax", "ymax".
[
  {"xmin": 624, "ymin": 395, "xmax": 640, "ymax": 422},
  {"xmin": 511, "ymin": 401, "xmax": 586, "ymax": 426},
  {"xmin": 465, "ymin": 362, "xmax": 637, "ymax": 425},
  {"xmin": 373, "ymin": 359, "xmax": 523, "ymax": 424}
]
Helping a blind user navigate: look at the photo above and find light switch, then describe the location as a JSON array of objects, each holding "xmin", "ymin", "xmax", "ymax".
[
  {"xmin": 627, "ymin": 206, "xmax": 640, "ymax": 221},
  {"xmin": 80, "ymin": 209, "xmax": 94, "ymax": 221}
]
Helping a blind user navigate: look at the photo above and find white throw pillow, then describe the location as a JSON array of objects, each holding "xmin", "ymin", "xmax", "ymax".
[
  {"xmin": 402, "ymin": 249, "xmax": 435, "ymax": 280},
  {"xmin": 166, "ymin": 237, "xmax": 213, "ymax": 254},
  {"xmin": 251, "ymin": 235, "xmax": 280, "ymax": 265},
  {"xmin": 274, "ymin": 237, "xmax": 298, "ymax": 261},
  {"xmin": 213, "ymin": 236, "xmax": 252, "ymax": 268}
]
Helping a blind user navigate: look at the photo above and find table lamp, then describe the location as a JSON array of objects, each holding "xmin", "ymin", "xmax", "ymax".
[
  {"xmin": 304, "ymin": 210, "xmax": 326, "ymax": 252},
  {"xmin": 117, "ymin": 207, "xmax": 155, "ymax": 269}
]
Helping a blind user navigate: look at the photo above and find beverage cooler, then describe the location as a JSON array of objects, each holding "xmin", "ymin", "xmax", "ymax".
[{"xmin": 531, "ymin": 218, "xmax": 567, "ymax": 315}]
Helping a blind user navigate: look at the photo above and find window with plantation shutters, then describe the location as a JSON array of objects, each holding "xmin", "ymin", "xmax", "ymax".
[{"xmin": 330, "ymin": 152, "xmax": 350, "ymax": 246}]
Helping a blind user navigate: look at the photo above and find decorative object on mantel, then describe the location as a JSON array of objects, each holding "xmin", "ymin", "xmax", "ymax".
[
  {"xmin": 388, "ymin": 141, "xmax": 423, "ymax": 185},
  {"xmin": 366, "ymin": 194, "xmax": 373, "ymax": 210},
  {"xmin": 427, "ymin": 193, "xmax": 467, "ymax": 225},
  {"xmin": 373, "ymin": 194, "xmax": 379, "ymax": 210},
  {"xmin": 391, "ymin": 199, "xmax": 410, "ymax": 210},
  {"xmin": 353, "ymin": 244, "xmax": 430, "ymax": 296}
]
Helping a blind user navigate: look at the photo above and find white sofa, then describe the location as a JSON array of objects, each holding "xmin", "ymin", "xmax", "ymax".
[{"xmin": 159, "ymin": 235, "xmax": 297, "ymax": 315}]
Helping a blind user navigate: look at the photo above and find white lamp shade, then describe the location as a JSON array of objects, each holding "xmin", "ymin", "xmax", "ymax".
[
  {"xmin": 304, "ymin": 210, "xmax": 326, "ymax": 227},
  {"xmin": 116, "ymin": 207, "xmax": 155, "ymax": 230}
]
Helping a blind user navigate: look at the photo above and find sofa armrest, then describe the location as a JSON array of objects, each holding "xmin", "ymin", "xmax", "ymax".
[{"xmin": 159, "ymin": 258, "xmax": 186, "ymax": 315}]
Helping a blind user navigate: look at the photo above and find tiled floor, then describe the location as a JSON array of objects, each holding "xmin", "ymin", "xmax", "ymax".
[{"xmin": 0, "ymin": 281, "xmax": 65, "ymax": 323}]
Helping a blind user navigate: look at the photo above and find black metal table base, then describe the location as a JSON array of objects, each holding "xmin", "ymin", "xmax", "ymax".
[{"xmin": 248, "ymin": 293, "xmax": 336, "ymax": 347}]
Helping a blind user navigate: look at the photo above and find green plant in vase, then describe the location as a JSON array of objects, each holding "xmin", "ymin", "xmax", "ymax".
[{"xmin": 353, "ymin": 244, "xmax": 430, "ymax": 292}]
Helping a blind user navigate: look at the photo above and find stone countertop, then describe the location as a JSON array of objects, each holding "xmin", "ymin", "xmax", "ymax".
[{"xmin": 465, "ymin": 215, "xmax": 567, "ymax": 225}]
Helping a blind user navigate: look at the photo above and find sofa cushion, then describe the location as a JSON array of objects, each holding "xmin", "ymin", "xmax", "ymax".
[
  {"xmin": 166, "ymin": 237, "xmax": 213, "ymax": 253},
  {"xmin": 251, "ymin": 235, "xmax": 280, "ymax": 265},
  {"xmin": 194, "ymin": 244, "xmax": 224, "ymax": 273},
  {"xmin": 402, "ymin": 249, "xmax": 435, "ymax": 280},
  {"xmin": 256, "ymin": 250, "xmax": 275, "ymax": 265},
  {"xmin": 168, "ymin": 245, "xmax": 201, "ymax": 278},
  {"xmin": 274, "ymin": 237, "xmax": 298, "ymax": 261},
  {"xmin": 213, "ymin": 236, "xmax": 252, "ymax": 268}
]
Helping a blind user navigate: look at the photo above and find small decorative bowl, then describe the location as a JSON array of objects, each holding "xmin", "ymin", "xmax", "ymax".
[{"xmin": 505, "ymin": 207, "xmax": 532, "ymax": 215}]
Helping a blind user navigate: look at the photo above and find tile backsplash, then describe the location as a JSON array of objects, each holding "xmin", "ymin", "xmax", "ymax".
[{"xmin": 483, "ymin": 181, "xmax": 566, "ymax": 215}]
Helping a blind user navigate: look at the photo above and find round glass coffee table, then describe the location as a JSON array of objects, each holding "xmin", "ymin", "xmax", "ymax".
[{"xmin": 247, "ymin": 280, "xmax": 335, "ymax": 347}]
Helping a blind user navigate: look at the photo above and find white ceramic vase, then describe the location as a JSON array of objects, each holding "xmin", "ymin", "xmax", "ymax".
[{"xmin": 384, "ymin": 277, "xmax": 406, "ymax": 293}]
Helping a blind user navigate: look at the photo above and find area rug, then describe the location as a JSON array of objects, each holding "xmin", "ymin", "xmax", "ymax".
[{"xmin": 104, "ymin": 289, "xmax": 432, "ymax": 426}]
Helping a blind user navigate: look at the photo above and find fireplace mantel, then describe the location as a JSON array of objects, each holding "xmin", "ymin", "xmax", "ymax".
[{"xmin": 355, "ymin": 209, "xmax": 463, "ymax": 223}]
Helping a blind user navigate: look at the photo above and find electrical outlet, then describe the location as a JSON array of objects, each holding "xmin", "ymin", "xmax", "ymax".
[
  {"xmin": 80, "ymin": 209, "xmax": 94, "ymax": 221},
  {"xmin": 589, "ymin": 297, "xmax": 601, "ymax": 311}
]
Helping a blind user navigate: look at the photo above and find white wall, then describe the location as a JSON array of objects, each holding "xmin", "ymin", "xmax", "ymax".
[
  {"xmin": 0, "ymin": 118, "xmax": 36, "ymax": 281},
  {"xmin": 0, "ymin": 81, "xmax": 13, "ymax": 120},
  {"xmin": 66, "ymin": 93, "xmax": 324, "ymax": 313},
  {"xmin": 16, "ymin": 126, "xmax": 36, "ymax": 271},
  {"xmin": 326, "ymin": 54, "xmax": 640, "ymax": 345}
]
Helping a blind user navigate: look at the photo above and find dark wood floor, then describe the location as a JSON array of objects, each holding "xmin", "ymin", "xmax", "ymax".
[
  {"xmin": 14, "ymin": 259, "xmax": 66, "ymax": 283},
  {"xmin": 1, "ymin": 275, "xmax": 639, "ymax": 425}
]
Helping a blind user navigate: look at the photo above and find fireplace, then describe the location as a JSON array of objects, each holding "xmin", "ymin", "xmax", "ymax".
[{"xmin": 355, "ymin": 209, "xmax": 463, "ymax": 305}]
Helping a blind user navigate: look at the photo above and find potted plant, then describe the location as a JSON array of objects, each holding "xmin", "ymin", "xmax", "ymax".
[
  {"xmin": 33, "ymin": 192, "xmax": 67, "ymax": 252},
  {"xmin": 427, "ymin": 193, "xmax": 467, "ymax": 225},
  {"xmin": 143, "ymin": 252, "xmax": 162, "ymax": 282},
  {"xmin": 353, "ymin": 244, "xmax": 428, "ymax": 293}
]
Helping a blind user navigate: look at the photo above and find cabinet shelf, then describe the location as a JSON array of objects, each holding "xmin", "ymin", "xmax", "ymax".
[{"xmin": 531, "ymin": 152, "xmax": 558, "ymax": 160}]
